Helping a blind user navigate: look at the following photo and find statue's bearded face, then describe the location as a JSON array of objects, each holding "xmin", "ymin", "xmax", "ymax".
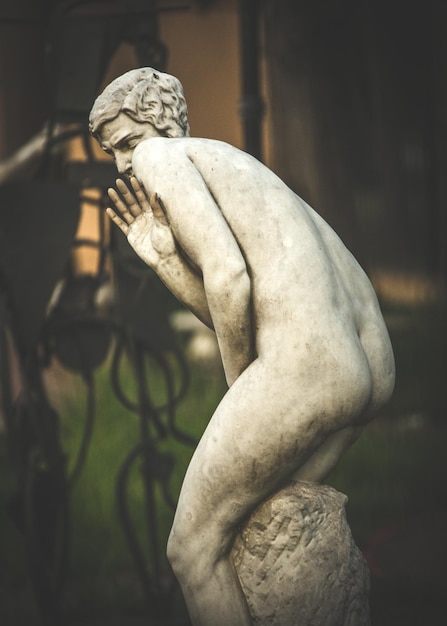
[{"xmin": 99, "ymin": 112, "xmax": 161, "ymax": 176}]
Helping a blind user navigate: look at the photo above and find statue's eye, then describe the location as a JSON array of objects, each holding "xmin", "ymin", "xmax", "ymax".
[{"xmin": 120, "ymin": 136, "xmax": 139, "ymax": 151}]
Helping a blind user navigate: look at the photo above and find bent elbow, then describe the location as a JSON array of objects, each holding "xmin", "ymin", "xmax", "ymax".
[{"xmin": 204, "ymin": 259, "xmax": 251, "ymax": 304}]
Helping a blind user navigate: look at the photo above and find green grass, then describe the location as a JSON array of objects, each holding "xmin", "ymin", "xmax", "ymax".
[
  {"xmin": 0, "ymin": 343, "xmax": 225, "ymax": 624},
  {"xmin": 56, "ymin": 348, "xmax": 225, "ymax": 620}
]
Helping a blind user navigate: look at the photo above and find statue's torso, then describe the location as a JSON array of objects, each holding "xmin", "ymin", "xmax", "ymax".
[{"xmin": 133, "ymin": 137, "xmax": 395, "ymax": 421}]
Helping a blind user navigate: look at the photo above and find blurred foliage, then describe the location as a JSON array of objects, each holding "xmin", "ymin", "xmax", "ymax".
[{"xmin": 0, "ymin": 345, "xmax": 226, "ymax": 624}]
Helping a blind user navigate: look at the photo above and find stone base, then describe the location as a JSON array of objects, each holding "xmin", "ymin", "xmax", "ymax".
[{"xmin": 231, "ymin": 481, "xmax": 371, "ymax": 626}]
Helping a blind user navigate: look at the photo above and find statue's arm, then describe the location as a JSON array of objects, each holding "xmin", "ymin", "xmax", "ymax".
[
  {"xmin": 132, "ymin": 140, "xmax": 255, "ymax": 386},
  {"xmin": 154, "ymin": 240, "xmax": 213, "ymax": 330},
  {"xmin": 107, "ymin": 177, "xmax": 213, "ymax": 329}
]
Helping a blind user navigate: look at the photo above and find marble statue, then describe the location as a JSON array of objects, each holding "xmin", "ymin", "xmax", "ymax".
[{"xmin": 89, "ymin": 67, "xmax": 395, "ymax": 626}]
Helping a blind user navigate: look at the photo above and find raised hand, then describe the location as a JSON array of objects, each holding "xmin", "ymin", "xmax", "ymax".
[{"xmin": 107, "ymin": 177, "xmax": 176, "ymax": 267}]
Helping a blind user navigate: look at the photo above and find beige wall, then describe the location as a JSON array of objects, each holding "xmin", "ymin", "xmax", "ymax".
[{"xmin": 159, "ymin": 0, "xmax": 242, "ymax": 147}]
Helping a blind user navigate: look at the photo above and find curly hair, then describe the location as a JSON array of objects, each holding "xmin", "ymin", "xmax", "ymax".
[{"xmin": 89, "ymin": 67, "xmax": 190, "ymax": 139}]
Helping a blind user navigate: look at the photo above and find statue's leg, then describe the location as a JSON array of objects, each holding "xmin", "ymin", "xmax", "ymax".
[
  {"xmin": 292, "ymin": 425, "xmax": 363, "ymax": 483},
  {"xmin": 167, "ymin": 354, "xmax": 371, "ymax": 626}
]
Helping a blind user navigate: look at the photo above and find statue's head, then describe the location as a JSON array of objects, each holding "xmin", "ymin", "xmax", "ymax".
[{"xmin": 89, "ymin": 67, "xmax": 190, "ymax": 140}]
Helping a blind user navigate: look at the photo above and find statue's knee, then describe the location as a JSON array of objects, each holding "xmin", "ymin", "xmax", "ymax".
[
  {"xmin": 167, "ymin": 520, "xmax": 199, "ymax": 579},
  {"xmin": 166, "ymin": 526, "xmax": 182, "ymax": 575},
  {"xmin": 167, "ymin": 516, "xmax": 224, "ymax": 584}
]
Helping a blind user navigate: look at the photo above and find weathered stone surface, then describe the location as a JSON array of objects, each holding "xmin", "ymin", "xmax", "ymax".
[{"xmin": 232, "ymin": 481, "xmax": 371, "ymax": 626}]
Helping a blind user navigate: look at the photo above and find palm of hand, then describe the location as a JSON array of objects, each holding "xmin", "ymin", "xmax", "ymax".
[
  {"xmin": 107, "ymin": 176, "xmax": 176, "ymax": 268},
  {"xmin": 128, "ymin": 208, "xmax": 176, "ymax": 266}
]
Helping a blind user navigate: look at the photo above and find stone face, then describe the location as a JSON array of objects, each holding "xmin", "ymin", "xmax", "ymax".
[{"xmin": 232, "ymin": 481, "xmax": 371, "ymax": 626}]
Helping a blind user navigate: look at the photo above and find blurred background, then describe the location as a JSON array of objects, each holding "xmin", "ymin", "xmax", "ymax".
[{"xmin": 0, "ymin": 0, "xmax": 446, "ymax": 624}]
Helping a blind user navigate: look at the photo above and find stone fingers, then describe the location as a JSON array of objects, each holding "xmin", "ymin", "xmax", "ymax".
[
  {"xmin": 149, "ymin": 192, "xmax": 169, "ymax": 224},
  {"xmin": 107, "ymin": 184, "xmax": 135, "ymax": 225},
  {"xmin": 130, "ymin": 176, "xmax": 151, "ymax": 212},
  {"xmin": 106, "ymin": 177, "xmax": 162, "ymax": 237},
  {"xmin": 105, "ymin": 207, "xmax": 129, "ymax": 235},
  {"xmin": 115, "ymin": 178, "xmax": 143, "ymax": 218}
]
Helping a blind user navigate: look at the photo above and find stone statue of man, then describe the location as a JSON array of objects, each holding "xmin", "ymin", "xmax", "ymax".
[{"xmin": 89, "ymin": 67, "xmax": 395, "ymax": 626}]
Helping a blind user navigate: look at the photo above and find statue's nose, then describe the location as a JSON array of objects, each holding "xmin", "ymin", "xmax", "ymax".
[{"xmin": 115, "ymin": 153, "xmax": 130, "ymax": 175}]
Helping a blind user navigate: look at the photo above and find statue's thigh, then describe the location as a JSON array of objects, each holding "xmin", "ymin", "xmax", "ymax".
[{"xmin": 175, "ymin": 358, "xmax": 338, "ymax": 531}]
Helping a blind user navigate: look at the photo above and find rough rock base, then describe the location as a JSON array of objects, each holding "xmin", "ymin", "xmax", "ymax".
[{"xmin": 231, "ymin": 481, "xmax": 371, "ymax": 626}]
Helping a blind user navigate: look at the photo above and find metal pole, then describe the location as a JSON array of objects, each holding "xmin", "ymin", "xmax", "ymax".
[{"xmin": 238, "ymin": 0, "xmax": 264, "ymax": 160}]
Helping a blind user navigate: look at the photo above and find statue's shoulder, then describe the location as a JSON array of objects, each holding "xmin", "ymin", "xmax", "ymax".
[
  {"xmin": 134, "ymin": 135, "xmax": 180, "ymax": 156},
  {"xmin": 132, "ymin": 138, "xmax": 184, "ymax": 175},
  {"xmin": 133, "ymin": 137, "xmax": 239, "ymax": 170},
  {"xmin": 133, "ymin": 136, "xmax": 202, "ymax": 162}
]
